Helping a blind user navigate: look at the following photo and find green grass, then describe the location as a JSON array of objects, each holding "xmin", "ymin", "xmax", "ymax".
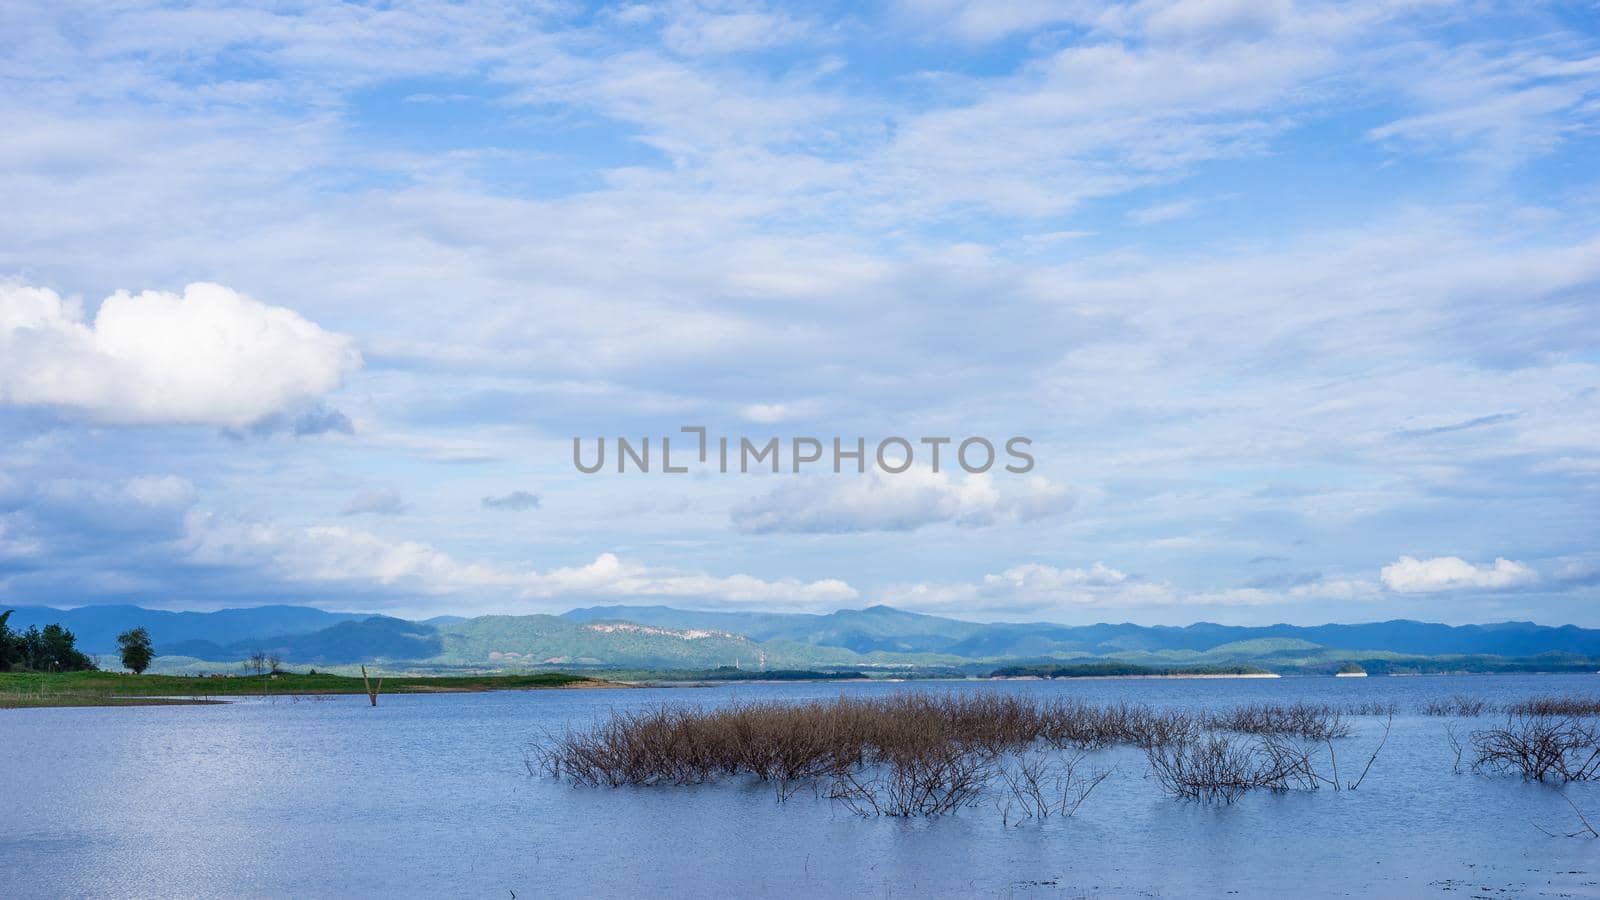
[{"xmin": 0, "ymin": 670, "xmax": 605, "ymax": 708}]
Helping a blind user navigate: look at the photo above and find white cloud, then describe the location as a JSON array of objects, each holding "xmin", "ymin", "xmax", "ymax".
[
  {"xmin": 881, "ymin": 564, "xmax": 1382, "ymax": 616},
  {"xmin": 1126, "ymin": 197, "xmax": 1199, "ymax": 225},
  {"xmin": 0, "ymin": 519, "xmax": 42, "ymax": 561},
  {"xmin": 880, "ymin": 562, "xmax": 1165, "ymax": 614},
  {"xmin": 1380, "ymin": 555, "xmax": 1539, "ymax": 594},
  {"xmin": 891, "ymin": 0, "xmax": 1079, "ymax": 44},
  {"xmin": 739, "ymin": 399, "xmax": 821, "ymax": 423},
  {"xmin": 659, "ymin": 3, "xmax": 814, "ymax": 56},
  {"xmin": 731, "ymin": 470, "xmax": 1074, "ymax": 533},
  {"xmin": 0, "ymin": 281, "xmax": 359, "ymax": 427},
  {"xmin": 525, "ymin": 552, "xmax": 858, "ymax": 607},
  {"xmin": 1368, "ymin": 40, "xmax": 1600, "ymax": 163},
  {"xmin": 995, "ymin": 561, "xmax": 1125, "ymax": 585},
  {"xmin": 182, "ymin": 512, "xmax": 858, "ymax": 611}
]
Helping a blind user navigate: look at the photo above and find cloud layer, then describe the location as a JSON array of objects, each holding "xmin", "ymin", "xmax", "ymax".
[{"xmin": 0, "ymin": 1, "xmax": 1595, "ymax": 624}]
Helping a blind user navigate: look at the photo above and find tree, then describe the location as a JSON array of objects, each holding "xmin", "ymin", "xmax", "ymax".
[
  {"xmin": 15, "ymin": 622, "xmax": 96, "ymax": 672},
  {"xmin": 0, "ymin": 610, "xmax": 17, "ymax": 672},
  {"xmin": 247, "ymin": 651, "xmax": 270, "ymax": 695},
  {"xmin": 117, "ymin": 627, "xmax": 154, "ymax": 675}
]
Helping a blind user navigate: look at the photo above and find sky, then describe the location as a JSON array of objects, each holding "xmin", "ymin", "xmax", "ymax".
[{"xmin": 0, "ymin": 0, "xmax": 1597, "ymax": 626}]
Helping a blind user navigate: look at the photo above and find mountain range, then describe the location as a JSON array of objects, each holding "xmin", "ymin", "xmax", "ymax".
[
  {"xmin": 8, "ymin": 602, "xmax": 1600, "ymax": 675},
  {"xmin": 563, "ymin": 604, "xmax": 1600, "ymax": 658}
]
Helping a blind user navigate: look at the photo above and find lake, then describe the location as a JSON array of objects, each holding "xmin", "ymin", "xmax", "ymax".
[{"xmin": 4, "ymin": 675, "xmax": 1599, "ymax": 898}]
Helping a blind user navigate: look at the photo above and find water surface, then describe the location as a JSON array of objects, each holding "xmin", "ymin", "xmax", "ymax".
[{"xmin": 5, "ymin": 675, "xmax": 1599, "ymax": 897}]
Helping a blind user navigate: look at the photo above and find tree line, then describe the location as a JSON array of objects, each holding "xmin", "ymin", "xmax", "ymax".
[{"xmin": 0, "ymin": 610, "xmax": 154, "ymax": 674}]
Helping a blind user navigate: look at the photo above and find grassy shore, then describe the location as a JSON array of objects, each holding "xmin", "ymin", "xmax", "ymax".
[{"xmin": 0, "ymin": 670, "xmax": 608, "ymax": 708}]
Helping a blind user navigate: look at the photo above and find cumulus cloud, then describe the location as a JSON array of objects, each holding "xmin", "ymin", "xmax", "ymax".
[
  {"xmin": 482, "ymin": 490, "xmax": 541, "ymax": 511},
  {"xmin": 884, "ymin": 562, "xmax": 1170, "ymax": 614},
  {"xmin": 182, "ymin": 513, "xmax": 858, "ymax": 611},
  {"xmin": 731, "ymin": 470, "xmax": 1074, "ymax": 534},
  {"xmin": 881, "ymin": 563, "xmax": 1382, "ymax": 616},
  {"xmin": 1380, "ymin": 555, "xmax": 1539, "ymax": 594},
  {"xmin": 0, "ymin": 282, "xmax": 360, "ymax": 427}
]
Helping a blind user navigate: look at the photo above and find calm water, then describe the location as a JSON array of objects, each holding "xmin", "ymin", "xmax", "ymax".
[{"xmin": 5, "ymin": 675, "xmax": 1600, "ymax": 898}]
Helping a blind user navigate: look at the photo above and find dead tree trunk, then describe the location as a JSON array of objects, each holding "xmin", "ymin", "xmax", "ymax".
[{"xmin": 361, "ymin": 665, "xmax": 382, "ymax": 707}]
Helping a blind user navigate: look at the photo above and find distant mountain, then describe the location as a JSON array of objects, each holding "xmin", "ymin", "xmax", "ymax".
[
  {"xmin": 562, "ymin": 604, "xmax": 982, "ymax": 653},
  {"xmin": 566, "ymin": 606, "xmax": 1600, "ymax": 661},
  {"xmin": 14, "ymin": 601, "xmax": 1600, "ymax": 673},
  {"xmin": 151, "ymin": 612, "xmax": 881, "ymax": 669},
  {"xmin": 421, "ymin": 615, "xmax": 468, "ymax": 626},
  {"xmin": 164, "ymin": 616, "xmax": 441, "ymax": 665},
  {"xmin": 436, "ymin": 615, "xmax": 867, "ymax": 669},
  {"xmin": 1, "ymin": 604, "xmax": 367, "ymax": 655},
  {"xmin": 562, "ymin": 604, "xmax": 829, "ymax": 640}
]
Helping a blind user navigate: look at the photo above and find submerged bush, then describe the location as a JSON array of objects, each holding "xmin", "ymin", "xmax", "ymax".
[
  {"xmin": 1144, "ymin": 732, "xmax": 1317, "ymax": 803},
  {"xmin": 1505, "ymin": 696, "xmax": 1600, "ymax": 717},
  {"xmin": 995, "ymin": 750, "xmax": 1111, "ymax": 821},
  {"xmin": 1205, "ymin": 702, "xmax": 1349, "ymax": 741},
  {"xmin": 532, "ymin": 694, "xmax": 1385, "ymax": 814},
  {"xmin": 1421, "ymin": 695, "xmax": 1490, "ymax": 717},
  {"xmin": 1471, "ymin": 714, "xmax": 1600, "ymax": 782}
]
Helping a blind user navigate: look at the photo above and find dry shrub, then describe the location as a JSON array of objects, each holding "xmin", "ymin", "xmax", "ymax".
[
  {"xmin": 829, "ymin": 745, "xmax": 998, "ymax": 817},
  {"xmin": 1506, "ymin": 696, "xmax": 1600, "ymax": 717},
  {"xmin": 1145, "ymin": 713, "xmax": 1392, "ymax": 803},
  {"xmin": 1144, "ymin": 733, "xmax": 1317, "ymax": 803},
  {"xmin": 534, "ymin": 693, "xmax": 1382, "ymax": 814},
  {"xmin": 1471, "ymin": 714, "xmax": 1600, "ymax": 782},
  {"xmin": 1421, "ymin": 695, "xmax": 1490, "ymax": 717},
  {"xmin": 996, "ymin": 750, "xmax": 1112, "ymax": 822},
  {"xmin": 1206, "ymin": 702, "xmax": 1349, "ymax": 740}
]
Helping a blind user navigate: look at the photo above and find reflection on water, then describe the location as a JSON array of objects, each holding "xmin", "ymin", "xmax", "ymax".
[{"xmin": 4, "ymin": 675, "xmax": 1600, "ymax": 898}]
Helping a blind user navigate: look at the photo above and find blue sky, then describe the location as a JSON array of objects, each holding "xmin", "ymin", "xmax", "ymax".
[{"xmin": 0, "ymin": 0, "xmax": 1597, "ymax": 625}]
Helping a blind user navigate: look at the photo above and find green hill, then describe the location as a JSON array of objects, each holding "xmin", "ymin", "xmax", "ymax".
[
  {"xmin": 435, "ymin": 615, "xmax": 872, "ymax": 669},
  {"xmin": 1202, "ymin": 638, "xmax": 1324, "ymax": 657}
]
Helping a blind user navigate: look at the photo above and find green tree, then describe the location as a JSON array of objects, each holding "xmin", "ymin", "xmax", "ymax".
[
  {"xmin": 118, "ymin": 626, "xmax": 155, "ymax": 674},
  {"xmin": 0, "ymin": 610, "xmax": 17, "ymax": 672},
  {"xmin": 17, "ymin": 623, "xmax": 97, "ymax": 672}
]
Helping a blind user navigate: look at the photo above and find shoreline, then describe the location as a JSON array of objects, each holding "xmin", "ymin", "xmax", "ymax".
[
  {"xmin": 990, "ymin": 672, "xmax": 1282, "ymax": 681},
  {"xmin": 0, "ymin": 671, "xmax": 627, "ymax": 710}
]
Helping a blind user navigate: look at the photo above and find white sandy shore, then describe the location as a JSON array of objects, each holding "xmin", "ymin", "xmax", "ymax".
[{"xmin": 992, "ymin": 672, "xmax": 1282, "ymax": 681}]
